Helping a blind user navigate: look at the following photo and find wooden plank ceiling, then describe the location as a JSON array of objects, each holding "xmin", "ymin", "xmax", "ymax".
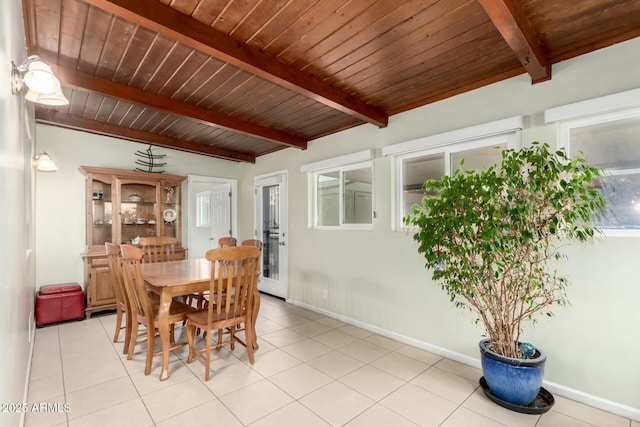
[{"xmin": 22, "ymin": 0, "xmax": 640, "ymax": 163}]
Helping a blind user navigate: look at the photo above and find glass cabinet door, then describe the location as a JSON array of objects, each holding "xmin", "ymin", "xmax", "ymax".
[
  {"xmin": 119, "ymin": 181, "xmax": 159, "ymax": 244},
  {"xmin": 90, "ymin": 178, "xmax": 112, "ymax": 248},
  {"xmin": 161, "ymin": 183, "xmax": 180, "ymax": 239}
]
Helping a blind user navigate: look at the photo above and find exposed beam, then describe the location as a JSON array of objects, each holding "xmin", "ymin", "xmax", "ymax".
[
  {"xmin": 45, "ymin": 62, "xmax": 307, "ymax": 150},
  {"xmin": 82, "ymin": 0, "xmax": 389, "ymax": 128},
  {"xmin": 478, "ymin": 0, "xmax": 551, "ymax": 83},
  {"xmin": 35, "ymin": 109, "xmax": 256, "ymax": 163}
]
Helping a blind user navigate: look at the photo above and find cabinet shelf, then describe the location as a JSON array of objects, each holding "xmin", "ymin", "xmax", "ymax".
[{"xmin": 123, "ymin": 201, "xmax": 156, "ymax": 206}]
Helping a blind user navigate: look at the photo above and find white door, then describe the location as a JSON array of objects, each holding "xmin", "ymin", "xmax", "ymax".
[
  {"xmin": 254, "ymin": 172, "xmax": 288, "ymax": 299},
  {"xmin": 187, "ymin": 176, "xmax": 236, "ymax": 259},
  {"xmin": 209, "ymin": 182, "xmax": 232, "ymax": 244}
]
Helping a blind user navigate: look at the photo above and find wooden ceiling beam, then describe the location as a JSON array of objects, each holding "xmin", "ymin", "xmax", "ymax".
[
  {"xmin": 35, "ymin": 109, "xmax": 256, "ymax": 163},
  {"xmin": 48, "ymin": 62, "xmax": 307, "ymax": 150},
  {"xmin": 82, "ymin": 0, "xmax": 389, "ymax": 128},
  {"xmin": 478, "ymin": 0, "xmax": 551, "ymax": 83}
]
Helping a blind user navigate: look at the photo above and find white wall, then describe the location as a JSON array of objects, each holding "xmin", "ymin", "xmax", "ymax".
[
  {"xmin": 33, "ymin": 38, "xmax": 640, "ymax": 418},
  {"xmin": 239, "ymin": 38, "xmax": 640, "ymax": 417},
  {"xmin": 0, "ymin": 2, "xmax": 36, "ymax": 426}
]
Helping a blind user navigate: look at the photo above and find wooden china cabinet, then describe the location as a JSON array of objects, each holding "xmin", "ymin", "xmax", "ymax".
[{"xmin": 80, "ymin": 166, "xmax": 187, "ymax": 318}]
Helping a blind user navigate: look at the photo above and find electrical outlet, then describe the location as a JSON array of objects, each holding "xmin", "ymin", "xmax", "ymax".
[{"xmin": 322, "ymin": 289, "xmax": 328, "ymax": 300}]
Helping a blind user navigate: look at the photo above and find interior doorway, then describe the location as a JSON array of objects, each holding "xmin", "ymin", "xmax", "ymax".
[{"xmin": 187, "ymin": 175, "xmax": 237, "ymax": 259}]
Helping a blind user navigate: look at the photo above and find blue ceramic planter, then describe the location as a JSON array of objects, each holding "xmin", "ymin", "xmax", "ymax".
[{"xmin": 479, "ymin": 339, "xmax": 546, "ymax": 406}]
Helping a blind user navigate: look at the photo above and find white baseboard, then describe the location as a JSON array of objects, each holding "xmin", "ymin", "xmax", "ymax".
[{"xmin": 287, "ymin": 298, "xmax": 640, "ymax": 422}]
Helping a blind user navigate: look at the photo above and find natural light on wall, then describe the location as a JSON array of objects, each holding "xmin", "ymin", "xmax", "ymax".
[{"xmin": 546, "ymin": 88, "xmax": 640, "ymax": 235}]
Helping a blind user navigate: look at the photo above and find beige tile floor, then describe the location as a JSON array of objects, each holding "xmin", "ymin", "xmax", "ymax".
[{"xmin": 25, "ymin": 294, "xmax": 637, "ymax": 427}]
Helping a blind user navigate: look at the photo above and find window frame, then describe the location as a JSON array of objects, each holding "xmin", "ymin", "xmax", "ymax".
[
  {"xmin": 383, "ymin": 116, "xmax": 523, "ymax": 231},
  {"xmin": 301, "ymin": 150, "xmax": 374, "ymax": 231},
  {"xmin": 546, "ymin": 88, "xmax": 640, "ymax": 236},
  {"xmin": 312, "ymin": 160, "xmax": 373, "ymax": 230},
  {"xmin": 558, "ymin": 106, "xmax": 640, "ymax": 236}
]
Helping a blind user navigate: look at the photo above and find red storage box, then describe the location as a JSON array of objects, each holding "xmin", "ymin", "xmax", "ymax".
[{"xmin": 36, "ymin": 283, "xmax": 85, "ymax": 327}]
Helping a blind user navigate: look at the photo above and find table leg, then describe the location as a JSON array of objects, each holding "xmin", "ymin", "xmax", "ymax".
[
  {"xmin": 157, "ymin": 291, "xmax": 173, "ymax": 381},
  {"xmin": 251, "ymin": 289, "xmax": 260, "ymax": 350}
]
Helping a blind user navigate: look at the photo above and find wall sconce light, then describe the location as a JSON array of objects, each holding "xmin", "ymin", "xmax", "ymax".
[
  {"xmin": 11, "ymin": 56, "xmax": 69, "ymax": 106},
  {"xmin": 33, "ymin": 152, "xmax": 58, "ymax": 172}
]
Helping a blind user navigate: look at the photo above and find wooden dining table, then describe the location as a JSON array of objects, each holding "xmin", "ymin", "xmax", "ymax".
[{"xmin": 141, "ymin": 258, "xmax": 260, "ymax": 381}]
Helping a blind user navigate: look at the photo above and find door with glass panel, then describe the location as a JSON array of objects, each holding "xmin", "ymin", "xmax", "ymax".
[{"xmin": 254, "ymin": 172, "xmax": 288, "ymax": 299}]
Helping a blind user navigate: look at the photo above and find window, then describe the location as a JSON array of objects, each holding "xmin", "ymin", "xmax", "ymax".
[
  {"xmin": 560, "ymin": 109, "xmax": 640, "ymax": 231},
  {"xmin": 195, "ymin": 191, "xmax": 211, "ymax": 227},
  {"xmin": 383, "ymin": 116, "xmax": 522, "ymax": 230},
  {"xmin": 546, "ymin": 88, "xmax": 640, "ymax": 234},
  {"xmin": 301, "ymin": 150, "xmax": 373, "ymax": 230}
]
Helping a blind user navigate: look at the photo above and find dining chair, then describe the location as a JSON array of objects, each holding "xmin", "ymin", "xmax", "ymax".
[
  {"xmin": 218, "ymin": 236, "xmax": 237, "ymax": 248},
  {"xmin": 106, "ymin": 242, "xmax": 161, "ymax": 354},
  {"xmin": 139, "ymin": 236, "xmax": 206, "ymax": 309},
  {"xmin": 206, "ymin": 239, "xmax": 263, "ymax": 342},
  {"xmin": 119, "ymin": 244, "xmax": 196, "ymax": 376},
  {"xmin": 186, "ymin": 236, "xmax": 238, "ymax": 310},
  {"xmin": 105, "ymin": 242, "xmax": 130, "ymax": 353},
  {"xmin": 241, "ymin": 239, "xmax": 263, "ymax": 250},
  {"xmin": 138, "ymin": 236, "xmax": 178, "ymax": 263},
  {"xmin": 185, "ymin": 246, "xmax": 260, "ymax": 380}
]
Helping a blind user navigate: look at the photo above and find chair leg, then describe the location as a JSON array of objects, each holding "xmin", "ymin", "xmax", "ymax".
[
  {"xmin": 127, "ymin": 321, "xmax": 139, "ymax": 361},
  {"xmin": 217, "ymin": 329, "xmax": 223, "ymax": 350},
  {"xmin": 144, "ymin": 327, "xmax": 154, "ymax": 376},
  {"xmin": 169, "ymin": 324, "xmax": 176, "ymax": 347},
  {"xmin": 113, "ymin": 306, "xmax": 123, "ymax": 343},
  {"xmin": 204, "ymin": 326, "xmax": 212, "ymax": 381},
  {"xmin": 229, "ymin": 327, "xmax": 236, "ymax": 351},
  {"xmin": 122, "ymin": 312, "xmax": 131, "ymax": 355}
]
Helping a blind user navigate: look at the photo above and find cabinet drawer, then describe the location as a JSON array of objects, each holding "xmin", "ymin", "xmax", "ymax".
[{"xmin": 89, "ymin": 256, "xmax": 109, "ymax": 267}]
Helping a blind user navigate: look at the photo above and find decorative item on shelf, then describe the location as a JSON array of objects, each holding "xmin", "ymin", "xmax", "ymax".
[
  {"xmin": 135, "ymin": 218, "xmax": 145, "ymax": 225},
  {"xmin": 163, "ymin": 208, "xmax": 176, "ymax": 223},
  {"xmin": 128, "ymin": 194, "xmax": 142, "ymax": 202},
  {"xmin": 135, "ymin": 145, "xmax": 166, "ymax": 173},
  {"xmin": 131, "ymin": 235, "xmax": 141, "ymax": 244},
  {"xmin": 92, "ymin": 190, "xmax": 104, "ymax": 200},
  {"xmin": 147, "ymin": 219, "xmax": 157, "ymax": 225},
  {"xmin": 164, "ymin": 187, "xmax": 174, "ymax": 203}
]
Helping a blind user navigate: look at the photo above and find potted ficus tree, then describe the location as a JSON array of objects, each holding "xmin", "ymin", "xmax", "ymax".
[{"xmin": 404, "ymin": 142, "xmax": 605, "ymax": 411}]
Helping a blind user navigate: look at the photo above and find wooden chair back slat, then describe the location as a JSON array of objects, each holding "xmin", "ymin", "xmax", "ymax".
[
  {"xmin": 139, "ymin": 236, "xmax": 177, "ymax": 263},
  {"xmin": 205, "ymin": 246, "xmax": 259, "ymax": 326},
  {"xmin": 218, "ymin": 236, "xmax": 237, "ymax": 248}
]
